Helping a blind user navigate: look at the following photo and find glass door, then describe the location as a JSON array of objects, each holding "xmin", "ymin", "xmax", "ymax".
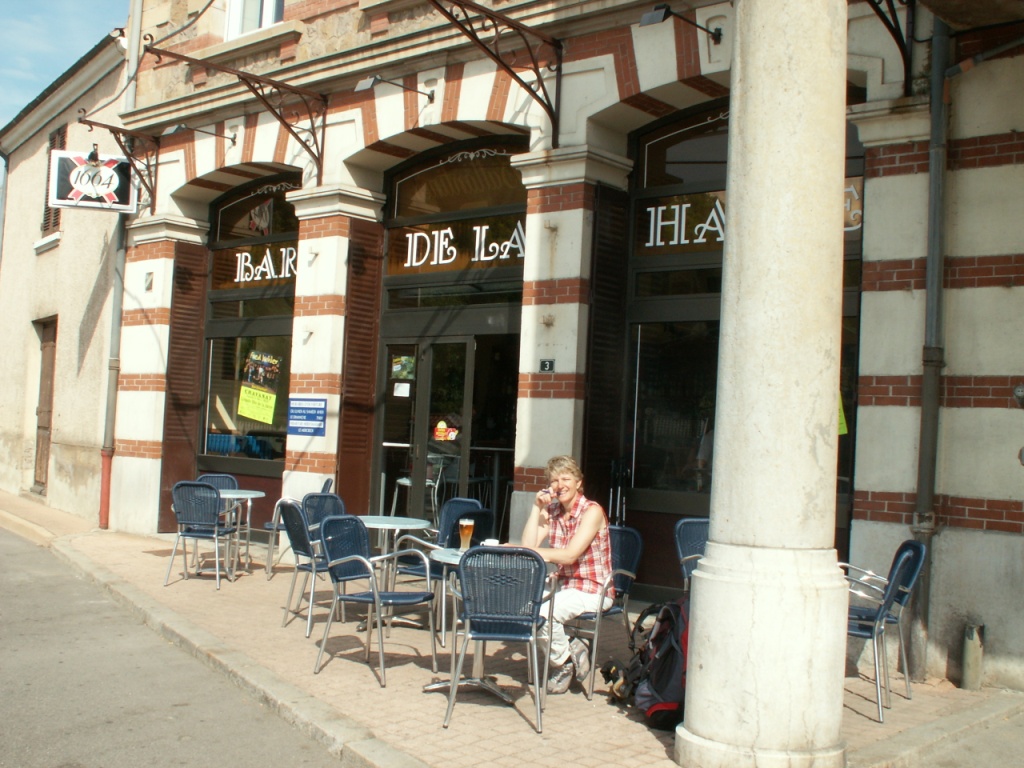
[
  {"xmin": 380, "ymin": 340, "xmax": 472, "ymax": 523},
  {"xmin": 378, "ymin": 335, "xmax": 519, "ymax": 528}
]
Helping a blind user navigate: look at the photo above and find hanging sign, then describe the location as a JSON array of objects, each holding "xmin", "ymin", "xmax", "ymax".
[{"xmin": 47, "ymin": 148, "xmax": 138, "ymax": 213}]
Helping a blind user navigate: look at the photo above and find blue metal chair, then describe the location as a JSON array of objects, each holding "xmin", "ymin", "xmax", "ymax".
[
  {"xmin": 265, "ymin": 478, "xmax": 333, "ymax": 578},
  {"xmin": 396, "ymin": 498, "xmax": 487, "ymax": 647},
  {"xmin": 443, "ymin": 546, "xmax": 549, "ymax": 732},
  {"xmin": 566, "ymin": 525, "xmax": 644, "ymax": 700},
  {"xmin": 278, "ymin": 498, "xmax": 331, "ymax": 638},
  {"xmin": 302, "ymin": 492, "xmax": 347, "ymax": 538},
  {"xmin": 197, "ymin": 473, "xmax": 243, "ymax": 565},
  {"xmin": 165, "ymin": 481, "xmax": 236, "ymax": 590},
  {"xmin": 314, "ymin": 515, "xmax": 437, "ymax": 686},
  {"xmin": 674, "ymin": 517, "xmax": 710, "ymax": 589},
  {"xmin": 845, "ymin": 543, "xmax": 921, "ymax": 722},
  {"xmin": 844, "ymin": 540, "xmax": 927, "ymax": 705}
]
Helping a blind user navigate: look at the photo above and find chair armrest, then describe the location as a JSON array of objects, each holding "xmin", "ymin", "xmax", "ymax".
[
  {"xmin": 395, "ymin": 534, "xmax": 440, "ymax": 551},
  {"xmin": 372, "ymin": 548, "xmax": 433, "ymax": 589},
  {"xmin": 839, "ymin": 562, "xmax": 887, "ymax": 585}
]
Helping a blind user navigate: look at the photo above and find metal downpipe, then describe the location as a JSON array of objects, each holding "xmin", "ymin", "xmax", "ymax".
[{"xmin": 909, "ymin": 17, "xmax": 951, "ymax": 682}]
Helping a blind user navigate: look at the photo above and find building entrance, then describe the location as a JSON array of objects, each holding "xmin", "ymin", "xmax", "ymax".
[{"xmin": 378, "ymin": 334, "xmax": 518, "ymax": 532}]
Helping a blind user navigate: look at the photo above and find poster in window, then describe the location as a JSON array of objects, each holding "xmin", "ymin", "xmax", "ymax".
[
  {"xmin": 391, "ymin": 355, "xmax": 415, "ymax": 380},
  {"xmin": 238, "ymin": 350, "xmax": 282, "ymax": 424}
]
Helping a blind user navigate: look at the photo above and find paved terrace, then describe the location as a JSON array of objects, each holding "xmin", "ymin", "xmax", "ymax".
[{"xmin": 3, "ymin": 491, "xmax": 1023, "ymax": 768}]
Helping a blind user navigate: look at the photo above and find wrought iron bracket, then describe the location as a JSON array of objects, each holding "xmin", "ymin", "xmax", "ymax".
[
  {"xmin": 78, "ymin": 110, "xmax": 160, "ymax": 213},
  {"xmin": 428, "ymin": 0, "xmax": 562, "ymax": 147},
  {"xmin": 865, "ymin": 0, "xmax": 917, "ymax": 97},
  {"xmin": 144, "ymin": 41, "xmax": 329, "ymax": 184}
]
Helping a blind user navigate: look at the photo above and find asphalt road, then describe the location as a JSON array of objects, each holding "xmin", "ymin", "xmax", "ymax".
[{"xmin": 0, "ymin": 528, "xmax": 339, "ymax": 767}]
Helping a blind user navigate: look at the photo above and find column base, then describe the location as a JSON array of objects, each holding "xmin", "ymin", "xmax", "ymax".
[{"xmin": 676, "ymin": 725, "xmax": 845, "ymax": 768}]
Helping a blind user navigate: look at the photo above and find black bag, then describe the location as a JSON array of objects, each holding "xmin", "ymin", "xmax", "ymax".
[{"xmin": 600, "ymin": 596, "xmax": 689, "ymax": 730}]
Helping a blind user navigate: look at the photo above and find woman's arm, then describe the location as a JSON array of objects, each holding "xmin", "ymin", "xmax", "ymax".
[{"xmin": 519, "ymin": 489, "xmax": 552, "ymax": 548}]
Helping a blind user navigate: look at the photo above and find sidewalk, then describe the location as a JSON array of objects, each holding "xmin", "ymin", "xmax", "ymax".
[{"xmin": 3, "ymin": 490, "xmax": 1023, "ymax": 768}]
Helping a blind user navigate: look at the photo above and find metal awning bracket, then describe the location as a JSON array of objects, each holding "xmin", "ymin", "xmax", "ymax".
[
  {"xmin": 427, "ymin": 0, "xmax": 562, "ymax": 147},
  {"xmin": 144, "ymin": 40, "xmax": 329, "ymax": 184},
  {"xmin": 77, "ymin": 110, "xmax": 160, "ymax": 213},
  {"xmin": 866, "ymin": 0, "xmax": 917, "ymax": 97}
]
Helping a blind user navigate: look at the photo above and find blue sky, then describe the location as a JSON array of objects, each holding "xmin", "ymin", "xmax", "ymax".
[{"xmin": 0, "ymin": 0, "xmax": 130, "ymax": 130}]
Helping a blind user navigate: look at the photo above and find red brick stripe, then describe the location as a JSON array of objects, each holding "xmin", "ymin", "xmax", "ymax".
[
  {"xmin": 523, "ymin": 278, "xmax": 589, "ymax": 305},
  {"xmin": 526, "ymin": 182, "xmax": 595, "ymax": 214},
  {"xmin": 294, "ymin": 295, "xmax": 346, "ymax": 316},
  {"xmin": 289, "ymin": 373, "xmax": 342, "ymax": 396},
  {"xmin": 118, "ymin": 373, "xmax": 166, "ymax": 392},
  {"xmin": 115, "ymin": 439, "xmax": 163, "ymax": 459},
  {"xmin": 853, "ymin": 490, "xmax": 1024, "ymax": 534},
  {"xmin": 518, "ymin": 372, "xmax": 586, "ymax": 399},
  {"xmin": 285, "ymin": 451, "xmax": 337, "ymax": 474}
]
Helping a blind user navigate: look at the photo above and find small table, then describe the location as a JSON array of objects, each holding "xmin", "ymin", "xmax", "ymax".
[
  {"xmin": 219, "ymin": 489, "xmax": 265, "ymax": 572},
  {"xmin": 422, "ymin": 547, "xmax": 513, "ymax": 704}
]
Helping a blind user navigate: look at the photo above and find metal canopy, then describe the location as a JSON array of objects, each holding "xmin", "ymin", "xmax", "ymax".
[
  {"xmin": 77, "ymin": 110, "xmax": 160, "ymax": 213},
  {"xmin": 865, "ymin": 0, "xmax": 917, "ymax": 97},
  {"xmin": 143, "ymin": 41, "xmax": 329, "ymax": 185},
  {"xmin": 427, "ymin": 0, "xmax": 562, "ymax": 147}
]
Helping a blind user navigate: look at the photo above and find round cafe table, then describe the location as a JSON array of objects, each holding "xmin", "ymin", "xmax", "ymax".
[{"xmin": 218, "ymin": 488, "xmax": 265, "ymax": 572}]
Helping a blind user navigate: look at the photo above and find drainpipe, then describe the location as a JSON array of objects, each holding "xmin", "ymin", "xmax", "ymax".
[
  {"xmin": 99, "ymin": 213, "xmax": 127, "ymax": 530},
  {"xmin": 99, "ymin": 0, "xmax": 142, "ymax": 529},
  {"xmin": 909, "ymin": 17, "xmax": 950, "ymax": 682}
]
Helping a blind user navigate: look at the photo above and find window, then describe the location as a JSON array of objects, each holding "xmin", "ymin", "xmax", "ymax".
[
  {"xmin": 202, "ymin": 176, "xmax": 300, "ymax": 464},
  {"xmin": 41, "ymin": 125, "xmax": 66, "ymax": 235},
  {"xmin": 225, "ymin": 0, "xmax": 284, "ymax": 40}
]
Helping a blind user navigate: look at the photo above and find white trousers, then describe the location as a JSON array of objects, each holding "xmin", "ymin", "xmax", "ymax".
[{"xmin": 540, "ymin": 588, "xmax": 612, "ymax": 666}]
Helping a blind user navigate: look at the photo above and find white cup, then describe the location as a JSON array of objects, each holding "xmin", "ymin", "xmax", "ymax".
[{"xmin": 482, "ymin": 538, "xmax": 499, "ymax": 546}]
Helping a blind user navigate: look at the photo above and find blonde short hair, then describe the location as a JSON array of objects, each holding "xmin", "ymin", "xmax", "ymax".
[{"xmin": 546, "ymin": 455, "xmax": 583, "ymax": 484}]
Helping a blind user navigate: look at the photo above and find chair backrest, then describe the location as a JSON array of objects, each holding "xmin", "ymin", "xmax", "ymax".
[
  {"xmin": 674, "ymin": 517, "xmax": 710, "ymax": 581},
  {"xmin": 889, "ymin": 539, "xmax": 926, "ymax": 609},
  {"xmin": 457, "ymin": 547, "xmax": 547, "ymax": 635},
  {"xmin": 319, "ymin": 515, "xmax": 372, "ymax": 583},
  {"xmin": 172, "ymin": 481, "xmax": 223, "ymax": 527},
  {"xmin": 869, "ymin": 547, "xmax": 918, "ymax": 625},
  {"xmin": 609, "ymin": 525, "xmax": 643, "ymax": 597},
  {"xmin": 442, "ymin": 507, "xmax": 495, "ymax": 548},
  {"xmin": 196, "ymin": 473, "xmax": 238, "ymax": 491},
  {"xmin": 321, "ymin": 477, "xmax": 334, "ymax": 493},
  {"xmin": 278, "ymin": 498, "xmax": 316, "ymax": 560},
  {"xmin": 302, "ymin": 492, "xmax": 346, "ymax": 532},
  {"xmin": 437, "ymin": 497, "xmax": 483, "ymax": 541}
]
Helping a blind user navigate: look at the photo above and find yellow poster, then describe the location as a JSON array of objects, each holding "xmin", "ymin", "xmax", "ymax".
[
  {"xmin": 838, "ymin": 395, "xmax": 848, "ymax": 436},
  {"xmin": 238, "ymin": 350, "xmax": 282, "ymax": 425}
]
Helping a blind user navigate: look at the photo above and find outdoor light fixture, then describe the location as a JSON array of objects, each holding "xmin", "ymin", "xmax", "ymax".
[
  {"xmin": 639, "ymin": 3, "xmax": 723, "ymax": 45},
  {"xmin": 354, "ymin": 74, "xmax": 435, "ymax": 103},
  {"xmin": 172, "ymin": 124, "xmax": 237, "ymax": 146}
]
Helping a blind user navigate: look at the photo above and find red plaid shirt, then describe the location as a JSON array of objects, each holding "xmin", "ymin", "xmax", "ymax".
[{"xmin": 548, "ymin": 494, "xmax": 614, "ymax": 598}]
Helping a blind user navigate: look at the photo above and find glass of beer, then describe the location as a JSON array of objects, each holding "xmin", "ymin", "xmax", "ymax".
[{"xmin": 458, "ymin": 518, "xmax": 474, "ymax": 551}]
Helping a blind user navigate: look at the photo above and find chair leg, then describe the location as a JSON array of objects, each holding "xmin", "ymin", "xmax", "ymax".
[
  {"xmin": 880, "ymin": 628, "xmax": 892, "ymax": 711},
  {"xmin": 530, "ymin": 634, "xmax": 543, "ymax": 733},
  {"xmin": 871, "ymin": 632, "xmax": 885, "ymax": 723},
  {"xmin": 305, "ymin": 570, "xmax": 317, "ymax": 638},
  {"xmin": 369, "ymin": 602, "xmax": 389, "ymax": 687},
  {"xmin": 164, "ymin": 533, "xmax": 182, "ymax": 586},
  {"xmin": 897, "ymin": 621, "xmax": 912, "ymax": 699},
  {"xmin": 443, "ymin": 631, "xmax": 472, "ymax": 727},
  {"xmin": 282, "ymin": 567, "xmax": 300, "ymax": 627},
  {"xmin": 314, "ymin": 590, "xmax": 338, "ymax": 674},
  {"xmin": 586, "ymin": 619, "xmax": 602, "ymax": 700}
]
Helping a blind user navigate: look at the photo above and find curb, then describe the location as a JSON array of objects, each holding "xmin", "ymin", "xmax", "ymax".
[
  {"xmin": 846, "ymin": 690, "xmax": 1024, "ymax": 768},
  {"xmin": 49, "ymin": 536, "xmax": 429, "ymax": 768}
]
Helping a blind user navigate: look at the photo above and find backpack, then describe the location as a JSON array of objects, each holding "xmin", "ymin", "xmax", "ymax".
[{"xmin": 600, "ymin": 596, "xmax": 689, "ymax": 730}]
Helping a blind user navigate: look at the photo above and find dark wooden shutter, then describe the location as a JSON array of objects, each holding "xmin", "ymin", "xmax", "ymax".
[
  {"xmin": 41, "ymin": 126, "xmax": 66, "ymax": 234},
  {"xmin": 337, "ymin": 217, "xmax": 384, "ymax": 515},
  {"xmin": 582, "ymin": 183, "xmax": 630, "ymax": 508},
  {"xmin": 158, "ymin": 242, "xmax": 209, "ymax": 531}
]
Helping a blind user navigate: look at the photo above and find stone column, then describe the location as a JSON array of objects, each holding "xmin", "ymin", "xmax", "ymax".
[{"xmin": 675, "ymin": 2, "xmax": 850, "ymax": 767}]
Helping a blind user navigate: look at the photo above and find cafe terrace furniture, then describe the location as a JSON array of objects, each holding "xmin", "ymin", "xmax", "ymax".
[
  {"xmin": 195, "ymin": 473, "xmax": 241, "ymax": 566},
  {"xmin": 442, "ymin": 546, "xmax": 550, "ymax": 733},
  {"xmin": 302, "ymin": 491, "xmax": 347, "ymax": 539},
  {"xmin": 265, "ymin": 477, "xmax": 333, "ymax": 578},
  {"xmin": 278, "ymin": 498, "xmax": 332, "ymax": 638},
  {"xmin": 843, "ymin": 539, "xmax": 926, "ymax": 706},
  {"xmin": 565, "ymin": 525, "xmax": 643, "ymax": 700},
  {"xmin": 314, "ymin": 515, "xmax": 437, "ymax": 687},
  {"xmin": 674, "ymin": 517, "xmax": 710, "ymax": 590},
  {"xmin": 217, "ymin": 488, "xmax": 266, "ymax": 572},
  {"xmin": 395, "ymin": 498, "xmax": 488, "ymax": 646},
  {"xmin": 165, "ymin": 481, "xmax": 237, "ymax": 590},
  {"xmin": 844, "ymin": 543, "xmax": 920, "ymax": 723}
]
